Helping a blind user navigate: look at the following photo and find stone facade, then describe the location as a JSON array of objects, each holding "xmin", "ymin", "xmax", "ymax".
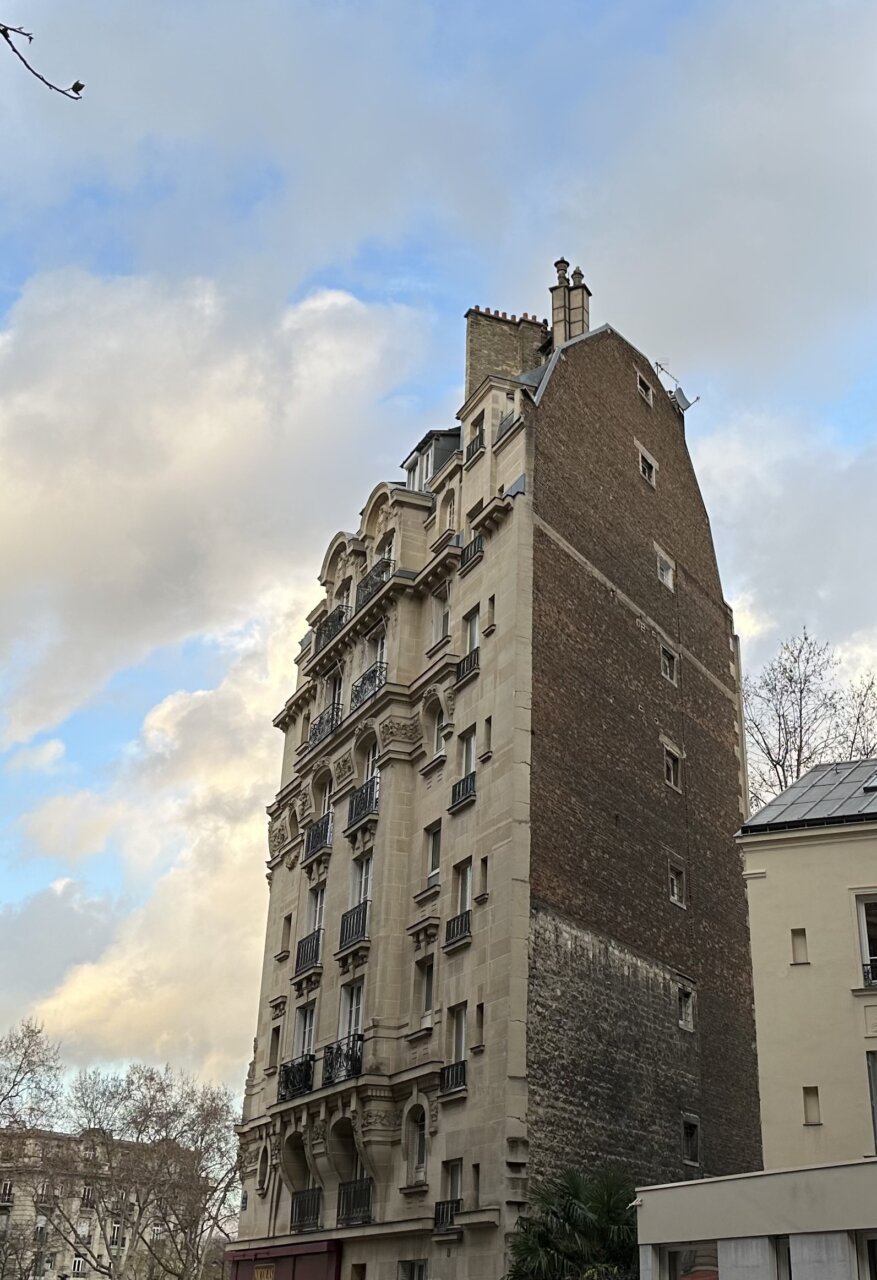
[{"xmin": 228, "ymin": 260, "xmax": 760, "ymax": 1280}]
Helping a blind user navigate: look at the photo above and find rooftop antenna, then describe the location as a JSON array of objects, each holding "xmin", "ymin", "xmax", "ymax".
[{"xmin": 655, "ymin": 362, "xmax": 699, "ymax": 414}]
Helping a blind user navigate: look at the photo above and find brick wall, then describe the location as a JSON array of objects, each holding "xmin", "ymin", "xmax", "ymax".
[
  {"xmin": 527, "ymin": 328, "xmax": 761, "ymax": 1182},
  {"xmin": 464, "ymin": 310, "xmax": 546, "ymax": 399}
]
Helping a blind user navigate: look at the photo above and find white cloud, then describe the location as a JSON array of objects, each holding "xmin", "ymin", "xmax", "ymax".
[{"xmin": 4, "ymin": 738, "xmax": 65, "ymax": 772}]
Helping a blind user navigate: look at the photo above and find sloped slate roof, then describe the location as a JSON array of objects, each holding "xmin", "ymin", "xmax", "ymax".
[{"xmin": 740, "ymin": 759, "xmax": 877, "ymax": 835}]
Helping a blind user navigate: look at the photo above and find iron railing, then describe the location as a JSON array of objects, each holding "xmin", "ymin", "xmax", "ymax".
[
  {"xmin": 450, "ymin": 772, "xmax": 476, "ymax": 808},
  {"xmin": 440, "ymin": 1061, "xmax": 467, "ymax": 1093},
  {"xmin": 290, "ymin": 1187, "xmax": 322, "ymax": 1233},
  {"xmin": 308, "ymin": 702, "xmax": 343, "ymax": 747},
  {"xmin": 434, "ymin": 1198, "xmax": 463, "ymax": 1231},
  {"xmin": 456, "ymin": 648, "xmax": 479, "ymax": 683},
  {"xmin": 337, "ymin": 1177, "xmax": 373, "ymax": 1227},
  {"xmin": 347, "ymin": 775, "xmax": 379, "ymax": 828},
  {"xmin": 864, "ymin": 963, "xmax": 877, "ymax": 986},
  {"xmin": 445, "ymin": 910, "xmax": 471, "ymax": 947},
  {"xmin": 303, "ymin": 811, "xmax": 333, "ymax": 862},
  {"xmin": 277, "ymin": 1054, "xmax": 316, "ymax": 1102},
  {"xmin": 322, "ymin": 1033, "xmax": 363, "ymax": 1086},
  {"xmin": 495, "ymin": 409, "xmax": 516, "ymax": 441},
  {"xmin": 295, "ymin": 929, "xmax": 323, "ymax": 975},
  {"xmin": 465, "ymin": 428, "xmax": 484, "ymax": 461},
  {"xmin": 355, "ymin": 558, "xmax": 394, "ymax": 611},
  {"xmin": 460, "ymin": 534, "xmax": 484, "ymax": 570},
  {"xmin": 314, "ymin": 603, "xmax": 352, "ymax": 654},
  {"xmin": 350, "ymin": 662, "xmax": 388, "ymax": 711},
  {"xmin": 339, "ymin": 900, "xmax": 369, "ymax": 950}
]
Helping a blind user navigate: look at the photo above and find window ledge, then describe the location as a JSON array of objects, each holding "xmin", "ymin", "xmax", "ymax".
[
  {"xmin": 413, "ymin": 882, "xmax": 441, "ymax": 906},
  {"xmin": 474, "ymin": 891, "xmax": 489, "ymax": 906},
  {"xmin": 420, "ymin": 752, "xmax": 447, "ymax": 778},
  {"xmin": 405, "ymin": 1026, "xmax": 433, "ymax": 1044},
  {"xmin": 803, "ymin": 1122, "xmax": 823, "ymax": 1127},
  {"xmin": 481, "ymin": 623, "xmax": 496, "ymax": 637},
  {"xmin": 477, "ymin": 750, "xmax": 492, "ymax": 764},
  {"xmin": 439, "ymin": 1086, "xmax": 468, "ymax": 1104},
  {"xmin": 463, "ymin": 444, "xmax": 485, "ymax": 470},
  {"xmin": 425, "ymin": 634, "xmax": 452, "ymax": 660},
  {"xmin": 470, "ymin": 1043, "xmax": 485, "ymax": 1056},
  {"xmin": 443, "ymin": 935, "xmax": 472, "ymax": 955},
  {"xmin": 454, "ymin": 666, "xmax": 479, "ymax": 690},
  {"xmin": 677, "ymin": 1023, "xmax": 695, "ymax": 1033},
  {"xmin": 852, "ymin": 986, "xmax": 877, "ymax": 997},
  {"xmin": 263, "ymin": 1066, "xmax": 278, "ymax": 1077},
  {"xmin": 430, "ymin": 527, "xmax": 458, "ymax": 554},
  {"xmin": 790, "ymin": 961, "xmax": 811, "ymax": 967},
  {"xmin": 274, "ymin": 949, "xmax": 290, "ymax": 963},
  {"xmin": 448, "ymin": 792, "xmax": 476, "ymax": 815},
  {"xmin": 665, "ymin": 781, "xmax": 683, "ymax": 795},
  {"xmin": 458, "ymin": 551, "xmax": 483, "ymax": 578},
  {"xmin": 399, "ymin": 1182, "xmax": 430, "ymax": 1199}
]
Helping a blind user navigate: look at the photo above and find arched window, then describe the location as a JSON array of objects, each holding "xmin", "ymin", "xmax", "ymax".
[
  {"xmin": 433, "ymin": 708, "xmax": 444, "ymax": 756},
  {"xmin": 407, "ymin": 1107, "xmax": 427, "ymax": 1185},
  {"xmin": 441, "ymin": 489, "xmax": 456, "ymax": 532},
  {"xmin": 281, "ymin": 1133, "xmax": 310, "ymax": 1193}
]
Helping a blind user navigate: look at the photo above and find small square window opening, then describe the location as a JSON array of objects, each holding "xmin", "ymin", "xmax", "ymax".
[
  {"xmin": 677, "ymin": 986, "xmax": 695, "ymax": 1031},
  {"xmin": 639, "ymin": 451, "xmax": 656, "ymax": 486},
  {"xmin": 664, "ymin": 748, "xmax": 681, "ymax": 791},
  {"xmin": 682, "ymin": 1116, "xmax": 700, "ymax": 1165},
  {"xmin": 656, "ymin": 549, "xmax": 675, "ymax": 591},
  {"xmin": 660, "ymin": 647, "xmax": 677, "ymax": 684},
  {"xmin": 637, "ymin": 373, "xmax": 654, "ymax": 405},
  {"xmin": 669, "ymin": 862, "xmax": 687, "ymax": 907}
]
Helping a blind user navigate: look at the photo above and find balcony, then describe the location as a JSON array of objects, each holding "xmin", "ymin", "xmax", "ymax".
[
  {"xmin": 434, "ymin": 1198, "xmax": 463, "ymax": 1232},
  {"xmin": 445, "ymin": 909, "xmax": 471, "ymax": 948},
  {"xmin": 295, "ymin": 929, "xmax": 323, "ymax": 976},
  {"xmin": 290, "ymin": 1187, "xmax": 322, "ymax": 1233},
  {"xmin": 355, "ymin": 557, "xmax": 394, "ymax": 611},
  {"xmin": 337, "ymin": 1177, "xmax": 373, "ymax": 1227},
  {"xmin": 303, "ymin": 811, "xmax": 333, "ymax": 863},
  {"xmin": 339, "ymin": 900, "xmax": 369, "ymax": 950},
  {"xmin": 314, "ymin": 603, "xmax": 353, "ymax": 655},
  {"xmin": 465, "ymin": 428, "xmax": 485, "ymax": 462},
  {"xmin": 277, "ymin": 1054, "xmax": 316, "ymax": 1102},
  {"xmin": 459, "ymin": 534, "xmax": 484, "ymax": 572},
  {"xmin": 455, "ymin": 648, "xmax": 479, "ymax": 685},
  {"xmin": 347, "ymin": 775, "xmax": 379, "ymax": 829},
  {"xmin": 449, "ymin": 771, "xmax": 476, "ymax": 810},
  {"xmin": 864, "ymin": 964, "xmax": 877, "ymax": 986},
  {"xmin": 308, "ymin": 702, "xmax": 343, "ymax": 748},
  {"xmin": 322, "ymin": 1033, "xmax": 363, "ymax": 1086},
  {"xmin": 439, "ymin": 1060, "xmax": 467, "ymax": 1093},
  {"xmin": 350, "ymin": 662, "xmax": 388, "ymax": 711}
]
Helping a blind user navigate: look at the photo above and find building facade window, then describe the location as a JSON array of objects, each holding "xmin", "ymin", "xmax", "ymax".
[
  {"xmin": 399, "ymin": 1264, "xmax": 427, "ymax": 1280},
  {"xmin": 791, "ymin": 928, "xmax": 809, "ymax": 964},
  {"xmin": 660, "ymin": 646, "xmax": 677, "ymax": 684},
  {"xmin": 637, "ymin": 372, "xmax": 654, "ymax": 405},
  {"xmin": 433, "ymin": 586, "xmax": 450, "ymax": 644},
  {"xmin": 461, "ymin": 728, "xmax": 476, "ymax": 778},
  {"xmin": 669, "ymin": 861, "xmax": 687, "ymax": 907},
  {"xmin": 681, "ymin": 1115, "xmax": 700, "ymax": 1165},
  {"xmin": 426, "ymin": 824, "xmax": 441, "ymax": 885},
  {"xmin": 638, "ymin": 444, "xmax": 657, "ymax": 485},
  {"xmin": 268, "ymin": 1025, "xmax": 281, "ymax": 1070},
  {"xmin": 656, "ymin": 547, "xmax": 675, "ymax": 591},
  {"xmin": 455, "ymin": 859, "xmax": 473, "ymax": 915},
  {"xmin": 464, "ymin": 607, "xmax": 480, "ymax": 654},
  {"xmin": 664, "ymin": 747, "xmax": 681, "ymax": 790},
  {"xmin": 433, "ymin": 708, "xmax": 444, "ymax": 756},
  {"xmin": 677, "ymin": 986, "xmax": 695, "ymax": 1031},
  {"xmin": 419, "ymin": 957, "xmax": 434, "ymax": 1025},
  {"xmin": 450, "ymin": 1003, "xmax": 467, "ymax": 1064},
  {"xmin": 341, "ymin": 980, "xmax": 364, "ymax": 1038},
  {"xmin": 296, "ymin": 1003, "xmax": 316, "ymax": 1057},
  {"xmin": 802, "ymin": 1085, "xmax": 821, "ymax": 1125}
]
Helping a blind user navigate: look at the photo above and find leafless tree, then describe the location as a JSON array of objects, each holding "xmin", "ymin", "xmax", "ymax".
[
  {"xmin": 0, "ymin": 1219, "xmax": 47, "ymax": 1280},
  {"xmin": 0, "ymin": 1021, "xmax": 62, "ymax": 1132},
  {"xmin": 744, "ymin": 629, "xmax": 877, "ymax": 810},
  {"xmin": 0, "ymin": 22, "xmax": 83, "ymax": 98}
]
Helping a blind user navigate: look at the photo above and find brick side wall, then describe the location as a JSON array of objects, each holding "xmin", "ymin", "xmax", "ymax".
[
  {"xmin": 464, "ymin": 311, "xmax": 546, "ymax": 399},
  {"xmin": 527, "ymin": 328, "xmax": 761, "ymax": 1182}
]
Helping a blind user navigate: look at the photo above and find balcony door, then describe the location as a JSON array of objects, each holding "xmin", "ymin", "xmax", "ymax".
[
  {"xmin": 320, "ymin": 779, "xmax": 332, "ymax": 816},
  {"xmin": 859, "ymin": 896, "xmax": 877, "ymax": 973},
  {"xmin": 353, "ymin": 854, "xmax": 372, "ymax": 906},
  {"xmin": 464, "ymin": 607, "xmax": 480, "ymax": 654},
  {"xmin": 451, "ymin": 1004, "xmax": 467, "ymax": 1064},
  {"xmin": 341, "ymin": 980, "xmax": 364, "ymax": 1040},
  {"xmin": 456, "ymin": 860, "xmax": 472, "ymax": 915},
  {"xmin": 371, "ymin": 630, "xmax": 387, "ymax": 669},
  {"xmin": 328, "ymin": 674, "xmax": 343, "ymax": 710},
  {"xmin": 296, "ymin": 1003, "xmax": 315, "ymax": 1058},
  {"xmin": 366, "ymin": 741, "xmax": 379, "ymax": 782},
  {"xmin": 309, "ymin": 884, "xmax": 325, "ymax": 933}
]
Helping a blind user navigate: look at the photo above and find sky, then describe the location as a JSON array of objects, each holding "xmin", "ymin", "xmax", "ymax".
[{"xmin": 2, "ymin": 0, "xmax": 876, "ymax": 1088}]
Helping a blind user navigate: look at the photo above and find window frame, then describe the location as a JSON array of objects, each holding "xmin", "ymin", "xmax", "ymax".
[
  {"xmin": 660, "ymin": 645, "xmax": 678, "ymax": 685},
  {"xmin": 677, "ymin": 985, "xmax": 695, "ymax": 1032},
  {"xmin": 637, "ymin": 372, "xmax": 654, "ymax": 406},
  {"xmin": 637, "ymin": 441, "xmax": 657, "ymax": 487},
  {"xmin": 426, "ymin": 823, "xmax": 441, "ymax": 885},
  {"xmin": 668, "ymin": 860, "xmax": 687, "ymax": 908},
  {"xmin": 664, "ymin": 746, "xmax": 682, "ymax": 791},
  {"xmin": 681, "ymin": 1114, "xmax": 701, "ymax": 1166},
  {"xmin": 656, "ymin": 546, "xmax": 676, "ymax": 592}
]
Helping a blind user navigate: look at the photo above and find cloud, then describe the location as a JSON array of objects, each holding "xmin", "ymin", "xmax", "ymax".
[
  {"xmin": 4, "ymin": 738, "xmax": 65, "ymax": 773},
  {"xmin": 30, "ymin": 593, "xmax": 302, "ymax": 1082},
  {"xmin": 0, "ymin": 272, "xmax": 431, "ymax": 746}
]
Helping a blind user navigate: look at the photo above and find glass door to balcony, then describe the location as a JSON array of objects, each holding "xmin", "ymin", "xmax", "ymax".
[{"xmin": 309, "ymin": 884, "xmax": 325, "ymax": 933}]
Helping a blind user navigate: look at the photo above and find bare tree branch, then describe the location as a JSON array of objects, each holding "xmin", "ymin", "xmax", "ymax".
[
  {"xmin": 0, "ymin": 21, "xmax": 83, "ymax": 98},
  {"xmin": 0, "ymin": 1020, "xmax": 62, "ymax": 1131}
]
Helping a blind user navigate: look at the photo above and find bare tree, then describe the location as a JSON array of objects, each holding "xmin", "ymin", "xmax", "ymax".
[
  {"xmin": 0, "ymin": 1219, "xmax": 47, "ymax": 1280},
  {"xmin": 0, "ymin": 22, "xmax": 83, "ymax": 98},
  {"xmin": 0, "ymin": 1021, "xmax": 62, "ymax": 1132},
  {"xmin": 744, "ymin": 629, "xmax": 877, "ymax": 810}
]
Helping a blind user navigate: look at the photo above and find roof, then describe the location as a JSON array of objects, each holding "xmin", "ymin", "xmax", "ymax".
[
  {"xmin": 510, "ymin": 365, "xmax": 549, "ymax": 390},
  {"xmin": 740, "ymin": 759, "xmax": 877, "ymax": 835}
]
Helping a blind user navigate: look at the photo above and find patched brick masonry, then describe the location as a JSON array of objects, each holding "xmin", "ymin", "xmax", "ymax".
[{"xmin": 526, "ymin": 328, "xmax": 761, "ymax": 1186}]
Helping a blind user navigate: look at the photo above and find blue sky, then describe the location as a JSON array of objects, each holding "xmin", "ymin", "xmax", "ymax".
[{"xmin": 1, "ymin": 0, "xmax": 876, "ymax": 1082}]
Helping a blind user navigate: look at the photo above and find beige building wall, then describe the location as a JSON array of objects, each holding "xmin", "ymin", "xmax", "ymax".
[{"xmin": 742, "ymin": 823, "xmax": 877, "ymax": 1169}]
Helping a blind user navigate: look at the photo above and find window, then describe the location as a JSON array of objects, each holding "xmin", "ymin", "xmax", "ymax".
[
  {"xmin": 791, "ymin": 928, "xmax": 809, "ymax": 964},
  {"xmin": 482, "ymin": 716, "xmax": 492, "ymax": 756},
  {"xmin": 450, "ymin": 1004, "xmax": 467, "ymax": 1063},
  {"xmin": 475, "ymin": 1001, "xmax": 484, "ymax": 1046},
  {"xmin": 433, "ymin": 708, "xmax": 445, "ymax": 756},
  {"xmin": 72, "ymin": 1257, "xmax": 87, "ymax": 1275},
  {"xmin": 464, "ymin": 607, "xmax": 480, "ymax": 654},
  {"xmin": 455, "ymin": 859, "xmax": 473, "ymax": 914},
  {"xmin": 479, "ymin": 856, "xmax": 489, "ymax": 898},
  {"xmin": 433, "ymin": 586, "xmax": 450, "ymax": 644},
  {"xmin": 486, "ymin": 594, "xmax": 495, "ymax": 630},
  {"xmin": 341, "ymin": 980, "xmax": 364, "ymax": 1038},
  {"xmin": 664, "ymin": 1244, "xmax": 719, "ymax": 1279},
  {"xmin": 328, "ymin": 673, "xmax": 343, "ymax": 709},
  {"xmin": 268, "ymin": 1025, "xmax": 281, "ymax": 1070},
  {"xmin": 426, "ymin": 824, "xmax": 441, "ymax": 885},
  {"xmin": 419, "ymin": 957, "xmax": 434, "ymax": 1024},
  {"xmin": 461, "ymin": 727, "xmax": 476, "ymax": 777},
  {"xmin": 775, "ymin": 1237, "xmax": 792, "ymax": 1280},
  {"xmin": 309, "ymin": 883, "xmax": 326, "ymax": 932},
  {"xmin": 472, "ymin": 1163, "xmax": 480, "ymax": 1208},
  {"xmin": 868, "ymin": 1052, "xmax": 877, "ymax": 1149},
  {"xmin": 365, "ymin": 740, "xmax": 379, "ymax": 781},
  {"xmin": 280, "ymin": 913, "xmax": 292, "ymax": 955},
  {"xmin": 664, "ymin": 747, "xmax": 681, "ymax": 791},
  {"xmin": 681, "ymin": 1116, "xmax": 700, "ymax": 1165},
  {"xmin": 110, "ymin": 1222, "xmax": 121, "ymax": 1247},
  {"xmin": 353, "ymin": 853, "xmax": 372, "ymax": 905},
  {"xmin": 399, "ymin": 1264, "xmax": 426, "ymax": 1280},
  {"xmin": 409, "ymin": 1109, "xmax": 427, "ymax": 1184},
  {"xmin": 151, "ymin": 1223, "xmax": 165, "ymax": 1242},
  {"xmin": 371, "ymin": 629, "xmax": 387, "ymax": 668},
  {"xmin": 677, "ymin": 986, "xmax": 694, "ymax": 1032},
  {"xmin": 444, "ymin": 1159, "xmax": 463, "ymax": 1201},
  {"xmin": 637, "ymin": 372, "xmax": 654, "ymax": 405},
  {"xmin": 660, "ymin": 646, "xmax": 677, "ymax": 684},
  {"xmin": 0, "ymin": 1182, "xmax": 12, "ymax": 1202},
  {"xmin": 803, "ymin": 1085, "xmax": 821, "ymax": 1125},
  {"xmin": 81, "ymin": 1185, "xmax": 94, "ymax": 1209},
  {"xmin": 669, "ymin": 861, "xmax": 687, "ymax": 907},
  {"xmin": 857, "ymin": 897, "xmax": 877, "ymax": 979},
  {"xmin": 296, "ymin": 1003, "xmax": 316, "ymax": 1057},
  {"xmin": 656, "ymin": 547, "xmax": 675, "ymax": 591},
  {"xmin": 240, "ymin": 1191, "xmax": 248, "ymax": 1212},
  {"xmin": 639, "ymin": 449, "xmax": 656, "ymax": 486},
  {"xmin": 319, "ymin": 777, "xmax": 332, "ymax": 816}
]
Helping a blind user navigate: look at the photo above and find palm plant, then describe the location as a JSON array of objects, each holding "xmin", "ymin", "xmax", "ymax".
[{"xmin": 506, "ymin": 1167, "xmax": 637, "ymax": 1280}]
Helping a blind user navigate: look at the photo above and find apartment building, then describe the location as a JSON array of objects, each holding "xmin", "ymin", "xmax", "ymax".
[{"xmin": 229, "ymin": 259, "xmax": 761, "ymax": 1280}]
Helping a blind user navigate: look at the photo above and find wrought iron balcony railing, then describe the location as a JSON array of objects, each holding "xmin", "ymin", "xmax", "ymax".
[
  {"xmin": 322, "ymin": 1033, "xmax": 363, "ymax": 1086},
  {"xmin": 350, "ymin": 662, "xmax": 388, "ymax": 711},
  {"xmin": 495, "ymin": 409, "xmax": 516, "ymax": 440},
  {"xmin": 303, "ymin": 811, "xmax": 333, "ymax": 862},
  {"xmin": 337, "ymin": 1177, "xmax": 373, "ymax": 1227},
  {"xmin": 434, "ymin": 1198, "xmax": 463, "ymax": 1232},
  {"xmin": 450, "ymin": 771, "xmax": 476, "ymax": 808},
  {"xmin": 466, "ymin": 427, "xmax": 485, "ymax": 461},
  {"xmin": 277, "ymin": 1054, "xmax": 316, "ymax": 1102},
  {"xmin": 864, "ymin": 963, "xmax": 877, "ymax": 986},
  {"xmin": 355, "ymin": 558, "xmax": 394, "ymax": 611},
  {"xmin": 348, "ymin": 774, "xmax": 379, "ymax": 828},
  {"xmin": 290, "ymin": 1187, "xmax": 322, "ymax": 1233},
  {"xmin": 295, "ymin": 929, "xmax": 323, "ymax": 975},
  {"xmin": 459, "ymin": 534, "xmax": 484, "ymax": 570},
  {"xmin": 314, "ymin": 603, "xmax": 352, "ymax": 654},
  {"xmin": 308, "ymin": 702, "xmax": 343, "ymax": 748},
  {"xmin": 439, "ymin": 1060, "xmax": 467, "ymax": 1093},
  {"xmin": 456, "ymin": 648, "xmax": 479, "ymax": 683},
  {"xmin": 339, "ymin": 900, "xmax": 369, "ymax": 950},
  {"xmin": 445, "ymin": 909, "xmax": 471, "ymax": 947}
]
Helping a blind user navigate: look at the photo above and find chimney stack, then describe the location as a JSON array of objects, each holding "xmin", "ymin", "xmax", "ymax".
[{"xmin": 550, "ymin": 256, "xmax": 591, "ymax": 347}]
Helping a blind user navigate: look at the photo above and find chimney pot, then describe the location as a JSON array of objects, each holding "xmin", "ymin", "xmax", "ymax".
[
  {"xmin": 554, "ymin": 257, "xmax": 570, "ymax": 284},
  {"xmin": 572, "ymin": 267, "xmax": 583, "ymax": 286},
  {"xmin": 501, "ymin": 311, "xmax": 507, "ymax": 319}
]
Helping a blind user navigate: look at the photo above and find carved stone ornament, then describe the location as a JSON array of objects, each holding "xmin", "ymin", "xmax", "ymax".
[
  {"xmin": 375, "ymin": 504, "xmax": 389, "ymax": 538},
  {"xmin": 268, "ymin": 812, "xmax": 291, "ymax": 854},
  {"xmin": 284, "ymin": 848, "xmax": 300, "ymax": 871},
  {"xmin": 310, "ymin": 1119, "xmax": 327, "ymax": 1145},
  {"xmin": 269, "ymin": 1132, "xmax": 281, "ymax": 1166},
  {"xmin": 379, "ymin": 715, "xmax": 421, "ymax": 748},
  {"xmin": 334, "ymin": 751, "xmax": 354, "ymax": 784},
  {"xmin": 265, "ymin": 869, "xmax": 274, "ymax": 887},
  {"xmin": 362, "ymin": 1109, "xmax": 402, "ymax": 1130},
  {"xmin": 444, "ymin": 689, "xmax": 456, "ymax": 718},
  {"xmin": 429, "ymin": 1098, "xmax": 439, "ymax": 1133},
  {"xmin": 354, "ymin": 719, "xmax": 376, "ymax": 746},
  {"xmin": 270, "ymin": 997, "xmax": 287, "ymax": 1020}
]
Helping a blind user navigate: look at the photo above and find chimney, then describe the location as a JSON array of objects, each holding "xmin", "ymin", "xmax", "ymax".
[{"xmin": 550, "ymin": 257, "xmax": 591, "ymax": 347}]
